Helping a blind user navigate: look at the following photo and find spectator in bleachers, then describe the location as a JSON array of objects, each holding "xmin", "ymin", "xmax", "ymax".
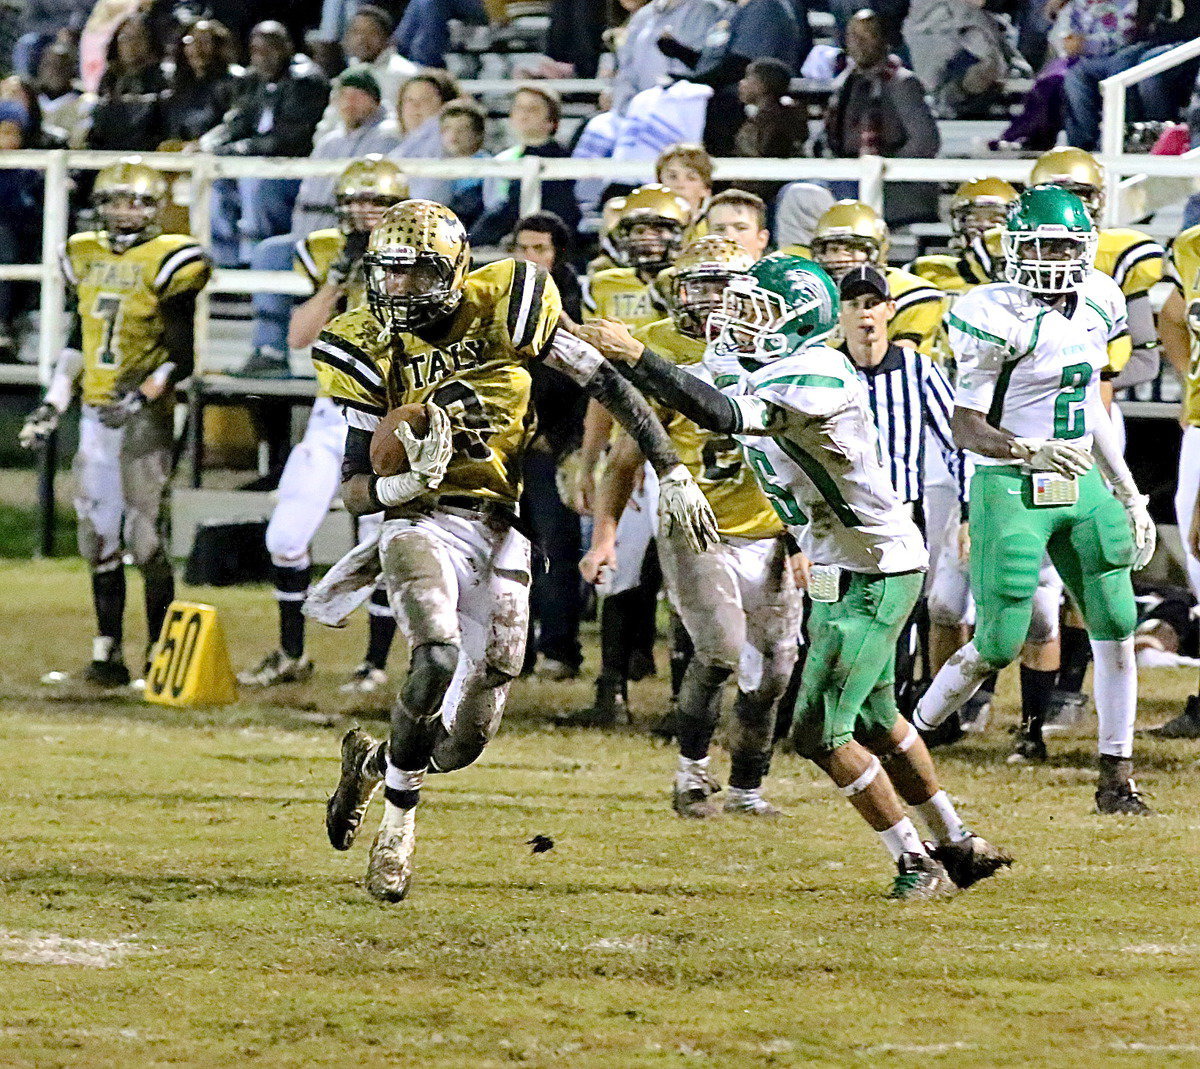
[
  {"xmin": 237, "ymin": 66, "xmax": 402, "ymax": 378},
  {"xmin": 1065, "ymin": 0, "xmax": 1200, "ymax": 150},
  {"xmin": 12, "ymin": 0, "xmax": 89, "ymax": 78},
  {"xmin": 545, "ymin": 0, "xmax": 610, "ymax": 77},
  {"xmin": 394, "ymin": 0, "xmax": 488, "ymax": 70},
  {"xmin": 0, "ymin": 101, "xmax": 43, "ymax": 358},
  {"xmin": 658, "ymin": 0, "xmax": 806, "ymax": 156},
  {"xmin": 610, "ymin": 0, "xmax": 728, "ymax": 116},
  {"xmin": 511, "ymin": 210, "xmax": 588, "ymax": 678},
  {"xmin": 902, "ymin": 0, "xmax": 1011, "ymax": 117},
  {"xmin": 992, "ymin": 0, "xmax": 1135, "ymax": 151},
  {"xmin": 735, "ymin": 57, "xmax": 808, "ymax": 202},
  {"xmin": 828, "ymin": 0, "xmax": 906, "ymax": 54},
  {"xmin": 85, "ymin": 13, "xmax": 168, "ymax": 152},
  {"xmin": 436, "ymin": 100, "xmax": 490, "ymax": 225},
  {"xmin": 655, "ymin": 141, "xmax": 712, "ymax": 217},
  {"xmin": 1, "ymin": 74, "xmax": 67, "ymax": 148},
  {"xmin": 470, "ymin": 85, "xmax": 581, "ymax": 245},
  {"xmin": 203, "ymin": 21, "xmax": 330, "ymax": 268},
  {"xmin": 822, "ymin": 9, "xmax": 940, "ymax": 225},
  {"xmin": 392, "ymin": 69, "xmax": 461, "ymax": 160},
  {"xmin": 35, "ymin": 45, "xmax": 88, "ymax": 147},
  {"xmin": 311, "ymin": 6, "xmax": 417, "ymax": 145},
  {"xmin": 774, "ymin": 181, "xmax": 835, "ymax": 248},
  {"xmin": 163, "ymin": 19, "xmax": 243, "ymax": 146}
]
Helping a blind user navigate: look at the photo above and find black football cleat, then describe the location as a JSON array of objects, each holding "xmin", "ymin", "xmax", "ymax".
[
  {"xmin": 326, "ymin": 728, "xmax": 384, "ymax": 850},
  {"xmin": 931, "ymin": 834, "xmax": 1013, "ymax": 889}
]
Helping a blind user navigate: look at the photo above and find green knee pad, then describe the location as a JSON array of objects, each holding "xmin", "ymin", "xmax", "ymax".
[{"xmin": 973, "ymin": 529, "xmax": 1044, "ymax": 666}]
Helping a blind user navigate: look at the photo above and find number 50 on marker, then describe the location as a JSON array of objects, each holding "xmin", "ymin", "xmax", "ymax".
[{"xmin": 145, "ymin": 602, "xmax": 238, "ymax": 707}]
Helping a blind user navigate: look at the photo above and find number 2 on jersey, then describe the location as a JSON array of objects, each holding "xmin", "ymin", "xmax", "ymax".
[
  {"xmin": 92, "ymin": 292, "xmax": 124, "ymax": 368},
  {"xmin": 1053, "ymin": 362, "xmax": 1092, "ymax": 439}
]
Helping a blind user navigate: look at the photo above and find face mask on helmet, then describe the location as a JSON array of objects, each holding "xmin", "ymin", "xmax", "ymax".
[
  {"xmin": 95, "ymin": 191, "xmax": 159, "ymax": 247},
  {"xmin": 1002, "ymin": 230, "xmax": 1097, "ymax": 296},
  {"xmin": 365, "ymin": 253, "xmax": 461, "ymax": 332},
  {"xmin": 617, "ymin": 219, "xmax": 682, "ymax": 274},
  {"xmin": 672, "ymin": 271, "xmax": 738, "ymax": 339},
  {"xmin": 338, "ymin": 194, "xmax": 400, "ymax": 234},
  {"xmin": 812, "ymin": 237, "xmax": 876, "ymax": 280},
  {"xmin": 708, "ymin": 276, "xmax": 821, "ymax": 359},
  {"xmin": 951, "ymin": 203, "xmax": 1009, "ymax": 248}
]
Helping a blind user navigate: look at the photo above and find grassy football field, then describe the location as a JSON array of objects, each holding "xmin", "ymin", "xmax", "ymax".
[{"xmin": 2, "ymin": 559, "xmax": 1200, "ymax": 1067}]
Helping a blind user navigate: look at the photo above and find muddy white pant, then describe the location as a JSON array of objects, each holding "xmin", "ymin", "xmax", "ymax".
[{"xmin": 378, "ymin": 509, "xmax": 532, "ymax": 775}]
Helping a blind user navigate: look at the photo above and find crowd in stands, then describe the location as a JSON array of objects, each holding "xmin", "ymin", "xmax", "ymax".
[{"xmin": 0, "ymin": 0, "xmax": 1196, "ymax": 359}]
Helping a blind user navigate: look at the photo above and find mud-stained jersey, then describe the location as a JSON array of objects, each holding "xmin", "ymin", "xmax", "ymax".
[
  {"xmin": 584, "ymin": 266, "xmax": 665, "ymax": 330},
  {"xmin": 732, "ymin": 347, "xmax": 929, "ymax": 575},
  {"xmin": 312, "ymin": 258, "xmax": 560, "ymax": 506},
  {"xmin": 950, "ymin": 271, "xmax": 1129, "ymax": 461},
  {"xmin": 636, "ymin": 318, "xmax": 782, "ymax": 539},
  {"xmin": 1165, "ymin": 224, "xmax": 1200, "ymax": 427},
  {"xmin": 62, "ymin": 231, "xmax": 211, "ymax": 407}
]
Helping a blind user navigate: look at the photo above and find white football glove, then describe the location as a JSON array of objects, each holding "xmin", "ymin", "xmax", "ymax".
[
  {"xmin": 1116, "ymin": 490, "xmax": 1156, "ymax": 570},
  {"xmin": 1012, "ymin": 437, "xmax": 1093, "ymax": 477},
  {"xmin": 97, "ymin": 389, "xmax": 146, "ymax": 429},
  {"xmin": 657, "ymin": 464, "xmax": 719, "ymax": 553},
  {"xmin": 374, "ymin": 403, "xmax": 455, "ymax": 507},
  {"xmin": 19, "ymin": 402, "xmax": 61, "ymax": 450},
  {"xmin": 700, "ymin": 343, "xmax": 746, "ymax": 392}
]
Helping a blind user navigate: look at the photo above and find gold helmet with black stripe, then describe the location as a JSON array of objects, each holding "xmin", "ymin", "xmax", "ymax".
[
  {"xmin": 334, "ymin": 155, "xmax": 410, "ymax": 234},
  {"xmin": 811, "ymin": 201, "xmax": 889, "ymax": 280},
  {"xmin": 949, "ymin": 177, "xmax": 1018, "ymax": 249},
  {"xmin": 363, "ymin": 200, "xmax": 470, "ymax": 333},
  {"xmin": 661, "ymin": 236, "xmax": 756, "ymax": 339},
  {"xmin": 611, "ymin": 184, "xmax": 692, "ymax": 274},
  {"xmin": 92, "ymin": 158, "xmax": 169, "ymax": 250},
  {"xmin": 1030, "ymin": 147, "xmax": 1104, "ymax": 219}
]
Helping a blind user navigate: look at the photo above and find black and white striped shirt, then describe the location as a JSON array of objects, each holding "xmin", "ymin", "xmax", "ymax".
[{"xmin": 845, "ymin": 343, "xmax": 969, "ymax": 510}]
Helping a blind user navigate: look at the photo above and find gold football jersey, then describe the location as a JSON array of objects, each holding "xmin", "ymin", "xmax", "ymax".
[
  {"xmin": 907, "ymin": 253, "xmax": 988, "ymax": 294},
  {"xmin": 62, "ymin": 231, "xmax": 211, "ymax": 406},
  {"xmin": 294, "ymin": 228, "xmax": 370, "ymax": 311},
  {"xmin": 636, "ymin": 318, "xmax": 782, "ymax": 539},
  {"xmin": 584, "ymin": 266, "xmax": 665, "ymax": 330},
  {"xmin": 1166, "ymin": 225, "xmax": 1200, "ymax": 427},
  {"xmin": 313, "ymin": 258, "xmax": 560, "ymax": 505}
]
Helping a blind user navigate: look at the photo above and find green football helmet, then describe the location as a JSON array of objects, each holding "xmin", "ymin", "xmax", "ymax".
[
  {"xmin": 709, "ymin": 253, "xmax": 839, "ymax": 361},
  {"xmin": 1002, "ymin": 184, "xmax": 1097, "ymax": 297}
]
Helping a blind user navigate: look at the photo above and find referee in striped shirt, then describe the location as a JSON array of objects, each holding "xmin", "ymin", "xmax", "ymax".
[{"xmin": 838, "ymin": 265, "xmax": 969, "ymax": 715}]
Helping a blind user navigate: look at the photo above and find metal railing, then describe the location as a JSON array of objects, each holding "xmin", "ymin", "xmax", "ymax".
[
  {"xmin": 0, "ymin": 148, "xmax": 1198, "ymax": 385},
  {"xmin": 1100, "ymin": 37, "xmax": 1200, "ymax": 225}
]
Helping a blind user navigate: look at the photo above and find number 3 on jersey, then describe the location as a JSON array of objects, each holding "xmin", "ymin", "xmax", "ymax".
[
  {"xmin": 92, "ymin": 292, "xmax": 124, "ymax": 368},
  {"xmin": 1054, "ymin": 361, "xmax": 1092, "ymax": 439}
]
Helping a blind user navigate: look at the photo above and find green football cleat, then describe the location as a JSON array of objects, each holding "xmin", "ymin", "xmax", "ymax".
[{"xmin": 888, "ymin": 853, "xmax": 955, "ymax": 900}]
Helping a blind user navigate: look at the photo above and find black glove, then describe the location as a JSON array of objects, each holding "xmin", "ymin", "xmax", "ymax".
[
  {"xmin": 329, "ymin": 230, "xmax": 370, "ymax": 288},
  {"xmin": 98, "ymin": 389, "xmax": 146, "ymax": 429}
]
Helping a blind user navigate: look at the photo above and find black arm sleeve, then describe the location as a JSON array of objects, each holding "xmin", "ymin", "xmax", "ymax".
[
  {"xmin": 581, "ymin": 359, "xmax": 681, "ymax": 476},
  {"xmin": 626, "ymin": 348, "xmax": 741, "ymax": 435},
  {"xmin": 343, "ymin": 425, "xmax": 373, "ymax": 482},
  {"xmin": 658, "ymin": 35, "xmax": 701, "ymax": 67},
  {"xmin": 688, "ymin": 52, "xmax": 751, "ymax": 89},
  {"xmin": 160, "ymin": 291, "xmax": 197, "ymax": 386}
]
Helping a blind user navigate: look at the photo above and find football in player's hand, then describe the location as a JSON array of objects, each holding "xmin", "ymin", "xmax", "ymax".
[{"xmin": 371, "ymin": 403, "xmax": 431, "ymax": 476}]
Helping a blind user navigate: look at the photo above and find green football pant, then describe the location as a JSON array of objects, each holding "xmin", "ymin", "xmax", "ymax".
[
  {"xmin": 969, "ymin": 464, "xmax": 1137, "ymax": 669},
  {"xmin": 790, "ymin": 570, "xmax": 925, "ymax": 756}
]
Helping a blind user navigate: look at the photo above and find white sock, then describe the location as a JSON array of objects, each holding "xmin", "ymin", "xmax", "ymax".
[
  {"xmin": 677, "ymin": 755, "xmax": 710, "ymax": 782},
  {"xmin": 915, "ymin": 790, "xmax": 970, "ymax": 845},
  {"xmin": 914, "ymin": 641, "xmax": 993, "ymax": 731},
  {"xmin": 726, "ymin": 786, "xmax": 759, "ymax": 802},
  {"xmin": 385, "ymin": 762, "xmax": 425, "ymax": 795},
  {"xmin": 1091, "ymin": 636, "xmax": 1136, "ymax": 758},
  {"xmin": 878, "ymin": 817, "xmax": 927, "ymax": 862},
  {"xmin": 379, "ymin": 798, "xmax": 415, "ymax": 834}
]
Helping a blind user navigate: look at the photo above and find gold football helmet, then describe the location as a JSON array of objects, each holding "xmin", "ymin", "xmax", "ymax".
[
  {"xmin": 811, "ymin": 201, "xmax": 889, "ymax": 280},
  {"xmin": 949, "ymin": 177, "xmax": 1018, "ymax": 249},
  {"xmin": 334, "ymin": 155, "xmax": 410, "ymax": 234},
  {"xmin": 364, "ymin": 200, "xmax": 470, "ymax": 333},
  {"xmin": 1029, "ymin": 147, "xmax": 1104, "ymax": 219},
  {"xmin": 611, "ymin": 184, "xmax": 692, "ymax": 275},
  {"xmin": 598, "ymin": 194, "xmax": 627, "ymax": 265},
  {"xmin": 662, "ymin": 236, "xmax": 756, "ymax": 339},
  {"xmin": 92, "ymin": 158, "xmax": 168, "ymax": 249}
]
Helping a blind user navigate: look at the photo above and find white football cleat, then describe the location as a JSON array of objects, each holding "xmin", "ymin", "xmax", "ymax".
[
  {"xmin": 723, "ymin": 787, "xmax": 781, "ymax": 817},
  {"xmin": 237, "ymin": 649, "xmax": 313, "ymax": 687},
  {"xmin": 366, "ymin": 808, "xmax": 416, "ymax": 902},
  {"xmin": 339, "ymin": 663, "xmax": 388, "ymax": 694}
]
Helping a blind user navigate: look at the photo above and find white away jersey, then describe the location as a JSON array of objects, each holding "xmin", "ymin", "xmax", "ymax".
[
  {"xmin": 950, "ymin": 272, "xmax": 1128, "ymax": 464},
  {"xmin": 734, "ymin": 347, "xmax": 929, "ymax": 576}
]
